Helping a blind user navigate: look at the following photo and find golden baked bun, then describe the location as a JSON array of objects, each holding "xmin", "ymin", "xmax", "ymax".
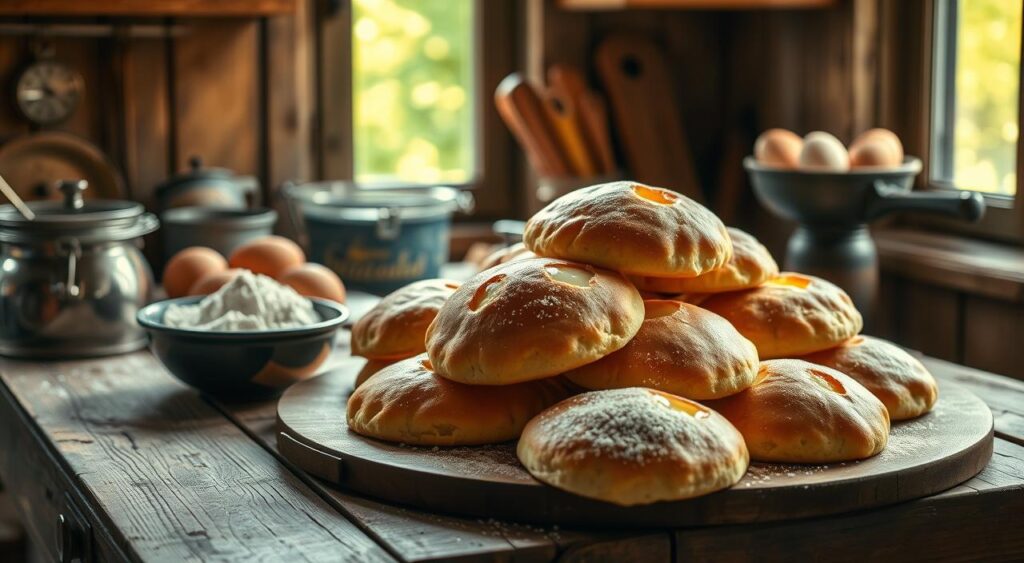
[
  {"xmin": 701, "ymin": 273, "xmax": 862, "ymax": 358},
  {"xmin": 801, "ymin": 336, "xmax": 938, "ymax": 420},
  {"xmin": 565, "ymin": 300, "xmax": 759, "ymax": 400},
  {"xmin": 523, "ymin": 181, "xmax": 732, "ymax": 277},
  {"xmin": 354, "ymin": 358, "xmax": 396, "ymax": 389},
  {"xmin": 478, "ymin": 242, "xmax": 537, "ymax": 271},
  {"xmin": 351, "ymin": 279, "xmax": 461, "ymax": 360},
  {"xmin": 710, "ymin": 359, "xmax": 889, "ymax": 463},
  {"xmin": 426, "ymin": 257, "xmax": 644, "ymax": 385},
  {"xmin": 517, "ymin": 388, "xmax": 749, "ymax": 506},
  {"xmin": 630, "ymin": 228, "xmax": 778, "ymax": 294},
  {"xmin": 347, "ymin": 355, "xmax": 572, "ymax": 446}
]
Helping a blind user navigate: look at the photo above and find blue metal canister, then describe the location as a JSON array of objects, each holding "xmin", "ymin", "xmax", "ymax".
[{"xmin": 283, "ymin": 182, "xmax": 472, "ymax": 295}]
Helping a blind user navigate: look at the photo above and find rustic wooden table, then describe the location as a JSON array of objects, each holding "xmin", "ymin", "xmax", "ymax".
[{"xmin": 0, "ymin": 330, "xmax": 1022, "ymax": 561}]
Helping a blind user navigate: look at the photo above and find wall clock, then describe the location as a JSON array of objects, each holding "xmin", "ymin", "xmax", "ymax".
[{"xmin": 14, "ymin": 59, "xmax": 84, "ymax": 126}]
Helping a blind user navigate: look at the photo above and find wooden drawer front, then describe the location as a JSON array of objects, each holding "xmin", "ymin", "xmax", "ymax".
[{"xmin": 0, "ymin": 384, "xmax": 112, "ymax": 562}]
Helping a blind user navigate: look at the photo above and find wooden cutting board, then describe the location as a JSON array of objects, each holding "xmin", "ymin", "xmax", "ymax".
[
  {"xmin": 277, "ymin": 364, "xmax": 993, "ymax": 528},
  {"xmin": 595, "ymin": 35, "xmax": 703, "ymax": 202}
]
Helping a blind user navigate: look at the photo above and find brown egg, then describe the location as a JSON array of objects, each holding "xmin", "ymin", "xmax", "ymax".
[
  {"xmin": 188, "ymin": 268, "xmax": 245, "ymax": 296},
  {"xmin": 163, "ymin": 247, "xmax": 228, "ymax": 298},
  {"xmin": 754, "ymin": 129, "xmax": 803, "ymax": 169},
  {"xmin": 849, "ymin": 139, "xmax": 901, "ymax": 168},
  {"xmin": 278, "ymin": 263, "xmax": 346, "ymax": 303},
  {"xmin": 228, "ymin": 236, "xmax": 305, "ymax": 278},
  {"xmin": 850, "ymin": 128, "xmax": 904, "ymax": 168},
  {"xmin": 798, "ymin": 131, "xmax": 850, "ymax": 172}
]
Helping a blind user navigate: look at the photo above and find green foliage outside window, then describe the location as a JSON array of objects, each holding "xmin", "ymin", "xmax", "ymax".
[
  {"xmin": 953, "ymin": 0, "xmax": 1021, "ymax": 195},
  {"xmin": 352, "ymin": 0, "xmax": 475, "ymax": 185}
]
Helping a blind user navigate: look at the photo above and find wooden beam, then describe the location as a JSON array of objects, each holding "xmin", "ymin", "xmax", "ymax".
[{"xmin": 0, "ymin": 0, "xmax": 295, "ymax": 17}]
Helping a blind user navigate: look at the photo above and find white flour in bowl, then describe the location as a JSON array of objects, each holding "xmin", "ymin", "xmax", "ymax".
[{"xmin": 164, "ymin": 271, "xmax": 319, "ymax": 331}]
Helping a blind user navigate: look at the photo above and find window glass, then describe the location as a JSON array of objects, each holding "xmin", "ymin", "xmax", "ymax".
[
  {"xmin": 933, "ymin": 0, "xmax": 1022, "ymax": 196},
  {"xmin": 352, "ymin": 0, "xmax": 476, "ymax": 184}
]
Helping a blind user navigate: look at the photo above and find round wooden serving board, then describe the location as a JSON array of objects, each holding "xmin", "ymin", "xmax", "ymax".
[{"xmin": 277, "ymin": 364, "xmax": 994, "ymax": 528}]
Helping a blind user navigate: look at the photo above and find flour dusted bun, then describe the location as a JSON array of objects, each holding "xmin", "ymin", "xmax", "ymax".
[
  {"xmin": 351, "ymin": 279, "xmax": 461, "ymax": 360},
  {"xmin": 523, "ymin": 181, "xmax": 732, "ymax": 277},
  {"xmin": 700, "ymin": 273, "xmax": 862, "ymax": 359},
  {"xmin": 478, "ymin": 242, "xmax": 537, "ymax": 271},
  {"xmin": 347, "ymin": 355, "xmax": 572, "ymax": 446},
  {"xmin": 565, "ymin": 300, "xmax": 759, "ymax": 400},
  {"xmin": 802, "ymin": 336, "xmax": 938, "ymax": 420},
  {"xmin": 630, "ymin": 228, "xmax": 778, "ymax": 294},
  {"xmin": 710, "ymin": 359, "xmax": 889, "ymax": 463},
  {"xmin": 354, "ymin": 359, "xmax": 396, "ymax": 389},
  {"xmin": 426, "ymin": 257, "xmax": 644, "ymax": 385},
  {"xmin": 518, "ymin": 388, "xmax": 748, "ymax": 506}
]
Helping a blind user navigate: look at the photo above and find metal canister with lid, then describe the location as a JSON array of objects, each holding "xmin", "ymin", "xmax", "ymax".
[
  {"xmin": 0, "ymin": 180, "xmax": 159, "ymax": 358},
  {"xmin": 283, "ymin": 182, "xmax": 473, "ymax": 295}
]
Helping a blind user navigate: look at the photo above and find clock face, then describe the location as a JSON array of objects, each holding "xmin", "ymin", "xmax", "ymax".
[{"xmin": 15, "ymin": 61, "xmax": 83, "ymax": 125}]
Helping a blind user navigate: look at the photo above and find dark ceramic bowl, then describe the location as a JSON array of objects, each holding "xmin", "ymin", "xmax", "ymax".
[
  {"xmin": 744, "ymin": 156, "xmax": 984, "ymax": 227},
  {"xmin": 137, "ymin": 297, "xmax": 348, "ymax": 400}
]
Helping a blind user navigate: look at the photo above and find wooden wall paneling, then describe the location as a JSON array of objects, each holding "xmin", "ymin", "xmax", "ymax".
[
  {"xmin": 878, "ymin": 0, "xmax": 931, "ymax": 184},
  {"xmin": 850, "ymin": 0, "xmax": 880, "ymax": 135},
  {"xmin": 317, "ymin": 0, "xmax": 352, "ymax": 181},
  {"xmin": 716, "ymin": 11, "xmax": 783, "ymax": 224},
  {"xmin": 523, "ymin": 0, "xmax": 591, "ymax": 215},
  {"xmin": 796, "ymin": 6, "xmax": 855, "ymax": 140},
  {"xmin": 173, "ymin": 20, "xmax": 261, "ymax": 177},
  {"xmin": 50, "ymin": 37, "xmax": 103, "ymax": 143},
  {"xmin": 0, "ymin": 37, "xmax": 30, "ymax": 143},
  {"xmin": 121, "ymin": 36, "xmax": 172, "ymax": 208},
  {"xmin": 266, "ymin": 0, "xmax": 315, "ymax": 236},
  {"xmin": 895, "ymin": 280, "xmax": 962, "ymax": 362},
  {"xmin": 96, "ymin": 36, "xmax": 127, "ymax": 190},
  {"xmin": 963, "ymin": 296, "xmax": 1024, "ymax": 380},
  {"xmin": 475, "ymin": 0, "xmax": 519, "ymax": 219},
  {"xmin": 526, "ymin": 0, "xmax": 591, "ymax": 86},
  {"xmin": 660, "ymin": 11, "xmax": 724, "ymax": 197},
  {"xmin": 871, "ymin": 273, "xmax": 898, "ymax": 340}
]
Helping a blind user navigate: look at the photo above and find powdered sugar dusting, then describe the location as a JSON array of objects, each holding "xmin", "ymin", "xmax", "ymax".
[{"xmin": 530, "ymin": 388, "xmax": 716, "ymax": 465}]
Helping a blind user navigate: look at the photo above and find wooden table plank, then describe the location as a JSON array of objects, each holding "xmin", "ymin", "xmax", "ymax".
[
  {"xmin": 220, "ymin": 360, "xmax": 571, "ymax": 563},
  {"xmin": 922, "ymin": 356, "xmax": 1024, "ymax": 446},
  {"xmin": 674, "ymin": 438, "xmax": 1024, "ymax": 561},
  {"xmin": 218, "ymin": 347, "xmax": 673, "ymax": 563},
  {"xmin": 0, "ymin": 354, "xmax": 393, "ymax": 562}
]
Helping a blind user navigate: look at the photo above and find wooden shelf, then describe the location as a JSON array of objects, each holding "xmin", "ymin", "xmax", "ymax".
[
  {"xmin": 558, "ymin": 0, "xmax": 836, "ymax": 10},
  {"xmin": 0, "ymin": 0, "xmax": 295, "ymax": 17},
  {"xmin": 876, "ymin": 228, "xmax": 1024, "ymax": 302}
]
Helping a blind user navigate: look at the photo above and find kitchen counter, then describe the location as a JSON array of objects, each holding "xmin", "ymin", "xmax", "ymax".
[{"xmin": 0, "ymin": 331, "xmax": 1022, "ymax": 561}]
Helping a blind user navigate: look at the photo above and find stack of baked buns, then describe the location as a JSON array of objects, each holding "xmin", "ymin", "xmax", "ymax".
[{"xmin": 347, "ymin": 180, "xmax": 939, "ymax": 507}]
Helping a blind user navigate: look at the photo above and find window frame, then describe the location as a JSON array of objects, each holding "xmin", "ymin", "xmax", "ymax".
[
  {"xmin": 314, "ymin": 0, "xmax": 520, "ymax": 221},
  {"xmin": 888, "ymin": 0, "xmax": 1024, "ymax": 243}
]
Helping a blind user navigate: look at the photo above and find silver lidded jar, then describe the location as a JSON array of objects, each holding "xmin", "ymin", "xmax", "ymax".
[{"xmin": 0, "ymin": 180, "xmax": 159, "ymax": 358}]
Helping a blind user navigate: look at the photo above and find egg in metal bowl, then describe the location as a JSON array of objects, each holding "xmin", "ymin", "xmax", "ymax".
[{"xmin": 137, "ymin": 297, "xmax": 348, "ymax": 400}]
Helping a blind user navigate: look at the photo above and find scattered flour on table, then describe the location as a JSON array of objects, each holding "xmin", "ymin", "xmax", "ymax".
[{"xmin": 164, "ymin": 271, "xmax": 318, "ymax": 330}]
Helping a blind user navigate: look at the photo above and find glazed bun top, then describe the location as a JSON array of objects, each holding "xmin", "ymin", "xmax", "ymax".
[
  {"xmin": 630, "ymin": 227, "xmax": 779, "ymax": 294},
  {"xmin": 710, "ymin": 359, "xmax": 889, "ymax": 463},
  {"xmin": 564, "ymin": 300, "xmax": 759, "ymax": 401},
  {"xmin": 801, "ymin": 335, "xmax": 938, "ymax": 420},
  {"xmin": 701, "ymin": 273, "xmax": 863, "ymax": 359},
  {"xmin": 347, "ymin": 355, "xmax": 573, "ymax": 446},
  {"xmin": 351, "ymin": 279, "xmax": 461, "ymax": 360},
  {"xmin": 523, "ymin": 181, "xmax": 732, "ymax": 277},
  {"xmin": 425, "ymin": 257, "xmax": 645, "ymax": 385}
]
